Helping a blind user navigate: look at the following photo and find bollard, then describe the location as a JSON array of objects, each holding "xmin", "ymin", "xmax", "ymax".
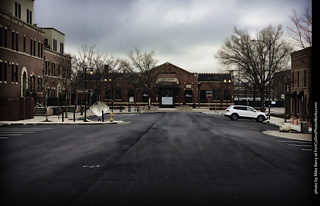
[
  {"xmin": 301, "ymin": 121, "xmax": 309, "ymax": 134},
  {"xmin": 102, "ymin": 110, "xmax": 104, "ymax": 122},
  {"xmin": 73, "ymin": 111, "xmax": 76, "ymax": 122},
  {"xmin": 62, "ymin": 111, "xmax": 64, "ymax": 122},
  {"xmin": 128, "ymin": 105, "xmax": 131, "ymax": 112},
  {"xmin": 110, "ymin": 112, "xmax": 114, "ymax": 122}
]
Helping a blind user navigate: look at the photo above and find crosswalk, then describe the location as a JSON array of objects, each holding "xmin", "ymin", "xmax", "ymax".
[{"xmin": 0, "ymin": 127, "xmax": 54, "ymax": 139}]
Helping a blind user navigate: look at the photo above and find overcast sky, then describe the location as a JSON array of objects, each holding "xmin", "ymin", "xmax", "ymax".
[{"xmin": 34, "ymin": 0, "xmax": 311, "ymax": 73}]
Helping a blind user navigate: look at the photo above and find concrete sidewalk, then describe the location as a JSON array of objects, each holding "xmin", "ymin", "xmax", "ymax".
[
  {"xmin": 263, "ymin": 116, "xmax": 312, "ymax": 141},
  {"xmin": 0, "ymin": 111, "xmax": 128, "ymax": 125}
]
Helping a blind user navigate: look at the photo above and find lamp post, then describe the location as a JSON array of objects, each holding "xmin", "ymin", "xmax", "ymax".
[
  {"xmin": 224, "ymin": 79, "xmax": 231, "ymax": 107},
  {"xmin": 83, "ymin": 63, "xmax": 93, "ymax": 122},
  {"xmin": 198, "ymin": 82, "xmax": 201, "ymax": 108},
  {"xmin": 251, "ymin": 39, "xmax": 272, "ymax": 120},
  {"xmin": 104, "ymin": 78, "xmax": 114, "ymax": 112}
]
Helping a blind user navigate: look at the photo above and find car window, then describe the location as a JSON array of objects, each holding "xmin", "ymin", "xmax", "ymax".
[
  {"xmin": 248, "ymin": 107, "xmax": 255, "ymax": 112},
  {"xmin": 234, "ymin": 106, "xmax": 247, "ymax": 111}
]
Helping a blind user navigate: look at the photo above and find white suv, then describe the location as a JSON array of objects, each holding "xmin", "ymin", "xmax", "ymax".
[{"xmin": 224, "ymin": 105, "xmax": 267, "ymax": 122}]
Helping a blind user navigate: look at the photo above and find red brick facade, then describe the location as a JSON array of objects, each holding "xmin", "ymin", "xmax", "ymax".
[
  {"xmin": 0, "ymin": 7, "xmax": 70, "ymax": 120},
  {"xmin": 101, "ymin": 62, "xmax": 234, "ymax": 109},
  {"xmin": 290, "ymin": 47, "xmax": 312, "ymax": 119}
]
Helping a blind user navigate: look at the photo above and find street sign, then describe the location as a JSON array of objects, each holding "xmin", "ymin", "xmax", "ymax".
[
  {"xmin": 206, "ymin": 91, "xmax": 212, "ymax": 99},
  {"xmin": 77, "ymin": 89, "xmax": 94, "ymax": 94}
]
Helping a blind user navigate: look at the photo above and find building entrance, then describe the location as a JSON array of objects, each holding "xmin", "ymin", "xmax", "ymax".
[{"xmin": 160, "ymin": 89, "xmax": 174, "ymax": 107}]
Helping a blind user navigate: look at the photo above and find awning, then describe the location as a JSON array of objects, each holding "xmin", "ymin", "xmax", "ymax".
[
  {"xmin": 157, "ymin": 83, "xmax": 179, "ymax": 90},
  {"xmin": 297, "ymin": 91, "xmax": 304, "ymax": 99},
  {"xmin": 290, "ymin": 91, "xmax": 297, "ymax": 98}
]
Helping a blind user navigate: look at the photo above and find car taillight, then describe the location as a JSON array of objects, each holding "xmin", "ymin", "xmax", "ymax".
[{"xmin": 226, "ymin": 110, "xmax": 230, "ymax": 112}]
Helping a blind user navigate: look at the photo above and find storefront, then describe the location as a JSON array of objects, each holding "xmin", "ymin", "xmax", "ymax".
[{"xmin": 101, "ymin": 62, "xmax": 234, "ymax": 109}]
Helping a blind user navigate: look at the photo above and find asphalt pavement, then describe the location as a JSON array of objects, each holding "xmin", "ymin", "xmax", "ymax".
[{"xmin": 0, "ymin": 112, "xmax": 313, "ymax": 205}]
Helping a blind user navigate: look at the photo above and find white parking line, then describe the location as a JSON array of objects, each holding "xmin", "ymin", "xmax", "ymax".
[
  {"xmin": 0, "ymin": 134, "xmax": 22, "ymax": 136},
  {"xmin": 288, "ymin": 144, "xmax": 312, "ymax": 147},
  {"xmin": 0, "ymin": 131, "xmax": 35, "ymax": 134},
  {"xmin": 0, "ymin": 127, "xmax": 54, "ymax": 138},
  {"xmin": 277, "ymin": 140, "xmax": 311, "ymax": 143}
]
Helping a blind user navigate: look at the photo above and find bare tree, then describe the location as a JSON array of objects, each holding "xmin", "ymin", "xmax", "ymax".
[
  {"xmin": 216, "ymin": 25, "xmax": 292, "ymax": 111},
  {"xmin": 120, "ymin": 48, "xmax": 159, "ymax": 109},
  {"xmin": 287, "ymin": 8, "xmax": 312, "ymax": 49},
  {"xmin": 55, "ymin": 53, "xmax": 73, "ymax": 117},
  {"xmin": 73, "ymin": 45, "xmax": 118, "ymax": 104}
]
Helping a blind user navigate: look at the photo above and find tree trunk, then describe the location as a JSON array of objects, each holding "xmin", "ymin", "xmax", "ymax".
[
  {"xmin": 260, "ymin": 89, "xmax": 265, "ymax": 112},
  {"xmin": 148, "ymin": 97, "xmax": 151, "ymax": 110}
]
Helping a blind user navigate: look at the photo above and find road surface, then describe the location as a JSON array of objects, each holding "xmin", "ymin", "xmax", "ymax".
[{"xmin": 0, "ymin": 112, "xmax": 312, "ymax": 205}]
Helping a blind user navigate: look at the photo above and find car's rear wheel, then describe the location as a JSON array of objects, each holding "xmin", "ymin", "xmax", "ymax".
[
  {"xmin": 256, "ymin": 115, "xmax": 264, "ymax": 122},
  {"xmin": 230, "ymin": 113, "xmax": 238, "ymax": 121}
]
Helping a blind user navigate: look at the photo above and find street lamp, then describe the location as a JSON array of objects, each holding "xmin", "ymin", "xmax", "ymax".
[
  {"xmin": 197, "ymin": 82, "xmax": 201, "ymax": 108},
  {"xmin": 224, "ymin": 79, "xmax": 231, "ymax": 107},
  {"xmin": 104, "ymin": 78, "xmax": 114, "ymax": 112},
  {"xmin": 83, "ymin": 64, "xmax": 93, "ymax": 122},
  {"xmin": 251, "ymin": 39, "xmax": 272, "ymax": 120}
]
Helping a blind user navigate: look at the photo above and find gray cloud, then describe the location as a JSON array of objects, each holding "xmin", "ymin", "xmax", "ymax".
[{"xmin": 34, "ymin": 0, "xmax": 311, "ymax": 72}]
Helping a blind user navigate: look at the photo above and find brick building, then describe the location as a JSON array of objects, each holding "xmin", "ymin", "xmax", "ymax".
[
  {"xmin": 0, "ymin": 0, "xmax": 70, "ymax": 120},
  {"xmin": 101, "ymin": 62, "xmax": 234, "ymax": 109},
  {"xmin": 290, "ymin": 47, "xmax": 312, "ymax": 120}
]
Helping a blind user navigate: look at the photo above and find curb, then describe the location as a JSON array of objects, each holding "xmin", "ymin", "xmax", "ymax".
[{"xmin": 0, "ymin": 121, "xmax": 129, "ymax": 126}]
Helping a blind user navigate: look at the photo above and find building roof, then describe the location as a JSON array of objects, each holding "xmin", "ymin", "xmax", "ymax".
[
  {"xmin": 42, "ymin": 27, "xmax": 65, "ymax": 36},
  {"xmin": 198, "ymin": 73, "xmax": 231, "ymax": 82}
]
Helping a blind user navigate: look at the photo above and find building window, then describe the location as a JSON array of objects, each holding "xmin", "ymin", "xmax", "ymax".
[
  {"xmin": 3, "ymin": 62, "xmax": 7, "ymax": 82},
  {"xmin": 115, "ymin": 89, "xmax": 122, "ymax": 100},
  {"xmin": 60, "ymin": 42, "xmax": 64, "ymax": 54},
  {"xmin": 224, "ymin": 90, "xmax": 230, "ymax": 100},
  {"xmin": 11, "ymin": 63, "xmax": 14, "ymax": 82},
  {"xmin": 53, "ymin": 39, "xmax": 57, "ymax": 51},
  {"xmin": 30, "ymin": 75, "xmax": 35, "ymax": 92},
  {"xmin": 37, "ymin": 77, "xmax": 41, "ymax": 92},
  {"xmin": 44, "ymin": 39, "xmax": 48, "ymax": 47},
  {"xmin": 27, "ymin": 9, "xmax": 32, "ymax": 24},
  {"xmin": 52, "ymin": 63, "xmax": 55, "ymax": 76},
  {"xmin": 40, "ymin": 77, "xmax": 43, "ymax": 92},
  {"xmin": 38, "ymin": 42, "xmax": 40, "ymax": 57},
  {"xmin": 15, "ymin": 2, "xmax": 21, "ymax": 19},
  {"xmin": 45, "ymin": 61, "xmax": 47, "ymax": 75},
  {"xmin": 12, "ymin": 31, "xmax": 14, "ymax": 50},
  {"xmin": 142, "ymin": 92, "xmax": 148, "ymax": 102},
  {"xmin": 214, "ymin": 90, "xmax": 220, "ymax": 100},
  {"xmin": 4, "ymin": 28, "xmax": 7, "ymax": 48},
  {"xmin": 40, "ymin": 43, "xmax": 43, "ymax": 58},
  {"xmin": 200, "ymin": 90, "xmax": 206, "ymax": 103},
  {"xmin": 304, "ymin": 70, "xmax": 306, "ymax": 87},
  {"xmin": 185, "ymin": 90, "xmax": 193, "ymax": 103},
  {"xmin": 23, "ymin": 36, "xmax": 26, "ymax": 52},
  {"xmin": 29, "ymin": 76, "xmax": 32, "ymax": 92},
  {"xmin": 105, "ymin": 90, "xmax": 111, "ymax": 100},
  {"xmin": 292, "ymin": 72, "xmax": 294, "ymax": 87},
  {"xmin": 30, "ymin": 38, "xmax": 33, "ymax": 55},
  {"xmin": 297, "ymin": 71, "xmax": 299, "ymax": 87},
  {"xmin": 0, "ymin": 61, "xmax": 2, "ymax": 81},
  {"xmin": 33, "ymin": 39, "xmax": 36, "ymax": 56},
  {"xmin": 16, "ymin": 33, "xmax": 18, "ymax": 51},
  {"xmin": 0, "ymin": 27, "xmax": 2, "ymax": 47},
  {"xmin": 15, "ymin": 64, "xmax": 18, "ymax": 83}
]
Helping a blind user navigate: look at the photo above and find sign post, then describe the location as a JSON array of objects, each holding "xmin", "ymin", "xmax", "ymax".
[{"xmin": 206, "ymin": 91, "xmax": 212, "ymax": 110}]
